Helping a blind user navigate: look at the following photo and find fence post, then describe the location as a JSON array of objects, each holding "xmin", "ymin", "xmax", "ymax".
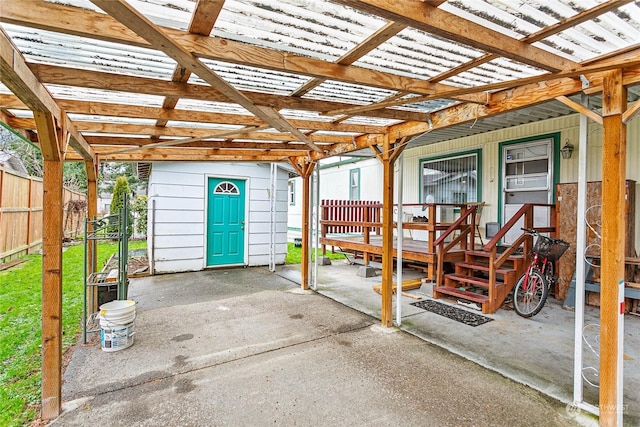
[{"xmin": 26, "ymin": 176, "xmax": 33, "ymax": 253}]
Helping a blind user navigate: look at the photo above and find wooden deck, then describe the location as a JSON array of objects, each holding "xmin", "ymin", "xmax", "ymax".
[{"xmin": 320, "ymin": 234, "xmax": 464, "ymax": 267}]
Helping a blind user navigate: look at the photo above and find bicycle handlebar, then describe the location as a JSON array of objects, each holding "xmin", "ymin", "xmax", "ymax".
[{"xmin": 521, "ymin": 227, "xmax": 570, "ymax": 245}]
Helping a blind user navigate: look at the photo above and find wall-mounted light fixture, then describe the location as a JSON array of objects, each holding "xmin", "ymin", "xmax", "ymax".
[{"xmin": 560, "ymin": 139, "xmax": 574, "ymax": 159}]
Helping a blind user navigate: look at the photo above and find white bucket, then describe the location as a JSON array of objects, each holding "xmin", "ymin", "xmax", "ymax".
[
  {"xmin": 99, "ymin": 300, "xmax": 136, "ymax": 352},
  {"xmin": 100, "ymin": 300, "xmax": 136, "ymax": 317},
  {"xmin": 101, "ymin": 322, "xmax": 135, "ymax": 352}
]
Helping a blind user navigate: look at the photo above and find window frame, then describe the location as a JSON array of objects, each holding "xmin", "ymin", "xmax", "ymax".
[
  {"xmin": 349, "ymin": 168, "xmax": 360, "ymax": 200},
  {"xmin": 288, "ymin": 179, "xmax": 295, "ymax": 206},
  {"xmin": 418, "ymin": 149, "xmax": 482, "ymax": 205}
]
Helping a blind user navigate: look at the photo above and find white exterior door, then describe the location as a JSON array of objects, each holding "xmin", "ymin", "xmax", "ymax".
[{"xmin": 501, "ymin": 139, "xmax": 553, "ymax": 245}]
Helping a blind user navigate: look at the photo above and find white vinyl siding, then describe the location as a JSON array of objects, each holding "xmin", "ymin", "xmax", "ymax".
[{"xmin": 148, "ymin": 162, "xmax": 289, "ymax": 273}]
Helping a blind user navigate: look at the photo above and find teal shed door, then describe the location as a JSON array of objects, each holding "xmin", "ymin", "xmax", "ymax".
[{"xmin": 206, "ymin": 178, "xmax": 246, "ymax": 266}]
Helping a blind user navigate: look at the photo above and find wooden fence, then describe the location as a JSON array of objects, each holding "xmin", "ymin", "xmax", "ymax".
[{"xmin": 0, "ymin": 166, "xmax": 86, "ymax": 263}]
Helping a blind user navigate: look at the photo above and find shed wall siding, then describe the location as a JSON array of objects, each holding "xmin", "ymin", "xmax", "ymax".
[{"xmin": 148, "ymin": 162, "xmax": 288, "ymax": 273}]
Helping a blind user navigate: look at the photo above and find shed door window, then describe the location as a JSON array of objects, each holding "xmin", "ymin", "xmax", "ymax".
[{"xmin": 214, "ymin": 182, "xmax": 239, "ymax": 194}]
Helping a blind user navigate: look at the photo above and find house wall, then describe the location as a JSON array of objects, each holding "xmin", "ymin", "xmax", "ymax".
[
  {"xmin": 401, "ymin": 114, "xmax": 640, "ymax": 250},
  {"xmin": 288, "ymin": 114, "xmax": 640, "ymax": 250},
  {"xmin": 148, "ymin": 162, "xmax": 289, "ymax": 273},
  {"xmin": 288, "ymin": 157, "xmax": 382, "ymax": 234}
]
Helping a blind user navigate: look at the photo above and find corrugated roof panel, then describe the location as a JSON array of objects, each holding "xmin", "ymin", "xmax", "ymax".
[
  {"xmin": 354, "ymin": 28, "xmax": 484, "ymax": 81},
  {"xmin": 45, "ymin": 85, "xmax": 166, "ymax": 107},
  {"xmin": 339, "ymin": 116, "xmax": 402, "ymax": 127},
  {"xmin": 3, "ymin": 24, "xmax": 177, "ymax": 80},
  {"xmin": 67, "ymin": 114, "xmax": 157, "ymax": 126},
  {"xmin": 442, "ymin": 0, "xmax": 640, "ymax": 63},
  {"xmin": 278, "ymin": 109, "xmax": 337, "ymax": 122},
  {"xmin": 304, "ymin": 80, "xmax": 396, "ymax": 106},
  {"xmin": 165, "ymin": 121, "xmax": 245, "ymax": 130},
  {"xmin": 213, "ymin": 0, "xmax": 386, "ymax": 61},
  {"xmin": 174, "ymin": 98, "xmax": 252, "ymax": 116},
  {"xmin": 191, "ymin": 60, "xmax": 310, "ymax": 95}
]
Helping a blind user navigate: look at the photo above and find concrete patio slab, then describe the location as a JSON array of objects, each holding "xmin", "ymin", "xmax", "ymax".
[
  {"xmin": 277, "ymin": 261, "xmax": 640, "ymax": 426},
  {"xmin": 54, "ymin": 267, "xmax": 593, "ymax": 426}
]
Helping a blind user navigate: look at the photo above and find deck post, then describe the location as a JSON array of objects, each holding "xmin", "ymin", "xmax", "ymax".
[{"xmin": 599, "ymin": 69, "xmax": 626, "ymax": 427}]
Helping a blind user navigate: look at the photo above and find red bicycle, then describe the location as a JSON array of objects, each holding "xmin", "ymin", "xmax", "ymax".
[{"xmin": 513, "ymin": 228, "xmax": 570, "ymax": 318}]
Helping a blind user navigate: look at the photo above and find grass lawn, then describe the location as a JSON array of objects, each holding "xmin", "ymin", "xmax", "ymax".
[
  {"xmin": 0, "ymin": 240, "xmax": 146, "ymax": 427},
  {"xmin": 285, "ymin": 242, "xmax": 346, "ymax": 264}
]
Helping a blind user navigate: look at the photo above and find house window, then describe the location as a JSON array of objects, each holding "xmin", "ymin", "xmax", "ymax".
[
  {"xmin": 288, "ymin": 180, "xmax": 295, "ymax": 206},
  {"xmin": 421, "ymin": 152, "xmax": 479, "ymax": 204},
  {"xmin": 349, "ymin": 169, "xmax": 360, "ymax": 200}
]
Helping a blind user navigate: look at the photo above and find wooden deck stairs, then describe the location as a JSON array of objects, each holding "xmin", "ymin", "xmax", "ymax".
[
  {"xmin": 434, "ymin": 249, "xmax": 527, "ymax": 314},
  {"xmin": 432, "ymin": 203, "xmax": 556, "ymax": 314}
]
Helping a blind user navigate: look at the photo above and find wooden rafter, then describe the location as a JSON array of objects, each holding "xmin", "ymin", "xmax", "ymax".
[
  {"xmin": 290, "ymin": 21, "xmax": 407, "ymax": 97},
  {"xmin": 324, "ymin": 57, "xmax": 640, "ymax": 117},
  {"xmin": 27, "ymin": 64, "xmax": 426, "ymax": 123},
  {"xmin": 155, "ymin": 0, "xmax": 224, "ymax": 128},
  {"xmin": 555, "ymin": 96, "xmax": 603, "ymax": 124},
  {"xmin": 6, "ymin": 117, "xmax": 353, "ymax": 145},
  {"xmin": 0, "ymin": 29, "xmax": 93, "ymax": 160},
  {"xmin": 336, "ymin": 0, "xmax": 578, "ymax": 73},
  {"xmin": 1, "ymin": 0, "xmax": 485, "ymax": 104},
  {"xmin": 90, "ymin": 0, "xmax": 324, "ymax": 153},
  {"xmin": 427, "ymin": 0, "xmax": 634, "ymax": 85},
  {"xmin": 0, "ymin": 95, "xmax": 388, "ymax": 135}
]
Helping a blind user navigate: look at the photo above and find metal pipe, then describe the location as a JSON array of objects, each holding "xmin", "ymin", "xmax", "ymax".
[{"xmin": 396, "ymin": 153, "xmax": 404, "ymax": 326}]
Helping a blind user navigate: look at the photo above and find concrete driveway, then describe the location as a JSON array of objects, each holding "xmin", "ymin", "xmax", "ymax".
[{"xmin": 56, "ymin": 267, "xmax": 591, "ymax": 426}]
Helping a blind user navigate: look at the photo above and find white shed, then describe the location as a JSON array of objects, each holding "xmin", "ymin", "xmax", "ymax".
[{"xmin": 147, "ymin": 162, "xmax": 289, "ymax": 274}]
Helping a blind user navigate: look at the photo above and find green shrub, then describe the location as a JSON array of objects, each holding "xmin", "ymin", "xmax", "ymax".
[
  {"xmin": 110, "ymin": 176, "xmax": 134, "ymax": 237},
  {"xmin": 132, "ymin": 195, "xmax": 148, "ymax": 235}
]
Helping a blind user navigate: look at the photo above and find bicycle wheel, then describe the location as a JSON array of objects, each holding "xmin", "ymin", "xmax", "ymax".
[{"xmin": 513, "ymin": 268, "xmax": 549, "ymax": 318}]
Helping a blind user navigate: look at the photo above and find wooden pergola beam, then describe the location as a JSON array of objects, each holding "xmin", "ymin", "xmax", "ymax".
[
  {"xmin": 155, "ymin": 0, "xmax": 224, "ymax": 128},
  {"xmin": 66, "ymin": 152, "xmax": 293, "ymax": 162},
  {"xmin": 324, "ymin": 57, "xmax": 640, "ymax": 118},
  {"xmin": 290, "ymin": 20, "xmax": 407, "ymax": 97},
  {"xmin": 337, "ymin": 0, "xmax": 579, "ymax": 73},
  {"xmin": 91, "ymin": 0, "xmax": 323, "ymax": 153},
  {"xmin": 1, "ymin": 0, "xmax": 485, "ymax": 104},
  {"xmin": 427, "ymin": 0, "xmax": 633, "ymax": 84},
  {"xmin": 6, "ymin": 117, "xmax": 354, "ymax": 145},
  {"xmin": 28, "ymin": 64, "xmax": 426, "ymax": 123},
  {"xmin": 0, "ymin": 28, "xmax": 93, "ymax": 160},
  {"xmin": 0, "ymin": 95, "xmax": 389, "ymax": 135}
]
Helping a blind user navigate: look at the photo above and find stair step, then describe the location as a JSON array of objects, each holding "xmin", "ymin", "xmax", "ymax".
[
  {"xmin": 445, "ymin": 273, "xmax": 505, "ymax": 289},
  {"xmin": 466, "ymin": 250, "xmax": 524, "ymax": 260},
  {"xmin": 455, "ymin": 262, "xmax": 515, "ymax": 275},
  {"xmin": 434, "ymin": 286, "xmax": 489, "ymax": 304}
]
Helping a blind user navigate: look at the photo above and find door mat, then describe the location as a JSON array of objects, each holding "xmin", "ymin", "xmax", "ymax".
[{"xmin": 410, "ymin": 300, "xmax": 493, "ymax": 327}]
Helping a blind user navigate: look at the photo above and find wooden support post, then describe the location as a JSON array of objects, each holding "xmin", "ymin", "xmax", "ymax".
[
  {"xmin": 599, "ymin": 69, "xmax": 626, "ymax": 427},
  {"xmin": 380, "ymin": 148, "xmax": 394, "ymax": 326},
  {"xmin": 41, "ymin": 158, "xmax": 63, "ymax": 420},
  {"xmin": 300, "ymin": 165, "xmax": 314, "ymax": 290},
  {"xmin": 289, "ymin": 158, "xmax": 314, "ymax": 290},
  {"xmin": 85, "ymin": 159, "xmax": 98, "ymax": 314}
]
